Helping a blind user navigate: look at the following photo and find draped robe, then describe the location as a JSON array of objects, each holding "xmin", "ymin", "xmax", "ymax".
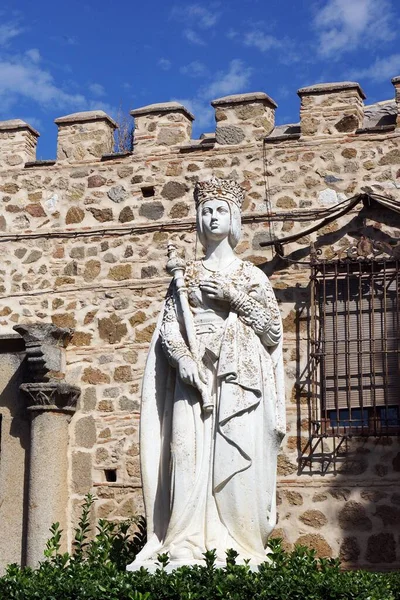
[{"xmin": 129, "ymin": 259, "xmax": 285, "ymax": 567}]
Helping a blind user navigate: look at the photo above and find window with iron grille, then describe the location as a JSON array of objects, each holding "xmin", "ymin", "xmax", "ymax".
[{"xmin": 310, "ymin": 259, "xmax": 400, "ymax": 436}]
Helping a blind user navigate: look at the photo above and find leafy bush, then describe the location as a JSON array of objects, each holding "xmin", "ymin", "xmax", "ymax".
[{"xmin": 0, "ymin": 494, "xmax": 397, "ymax": 600}]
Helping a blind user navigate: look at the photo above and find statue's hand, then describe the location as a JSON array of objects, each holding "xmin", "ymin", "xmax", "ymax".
[
  {"xmin": 178, "ymin": 356, "xmax": 206, "ymax": 389},
  {"xmin": 199, "ymin": 279, "xmax": 234, "ymax": 302}
]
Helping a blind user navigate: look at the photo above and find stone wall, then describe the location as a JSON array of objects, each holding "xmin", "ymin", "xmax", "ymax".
[{"xmin": 0, "ymin": 79, "xmax": 399, "ymax": 569}]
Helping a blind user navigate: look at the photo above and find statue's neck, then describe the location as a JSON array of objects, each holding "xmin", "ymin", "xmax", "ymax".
[{"xmin": 203, "ymin": 238, "xmax": 236, "ymax": 270}]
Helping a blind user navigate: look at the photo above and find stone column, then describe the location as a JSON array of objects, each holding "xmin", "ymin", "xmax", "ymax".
[
  {"xmin": 392, "ymin": 76, "xmax": 400, "ymax": 128},
  {"xmin": 14, "ymin": 324, "xmax": 80, "ymax": 568}
]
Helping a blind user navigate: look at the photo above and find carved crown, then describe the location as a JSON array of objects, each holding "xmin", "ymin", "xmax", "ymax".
[{"xmin": 194, "ymin": 177, "xmax": 244, "ymax": 210}]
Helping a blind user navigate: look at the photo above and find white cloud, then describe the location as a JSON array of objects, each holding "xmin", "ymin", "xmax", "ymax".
[
  {"xmin": 158, "ymin": 58, "xmax": 172, "ymax": 71},
  {"xmin": 243, "ymin": 30, "xmax": 281, "ymax": 52},
  {"xmin": 0, "ymin": 22, "xmax": 23, "ymax": 46},
  {"xmin": 348, "ymin": 53, "xmax": 400, "ymax": 82},
  {"xmin": 180, "ymin": 60, "xmax": 207, "ymax": 77},
  {"xmin": 172, "ymin": 58, "xmax": 253, "ymax": 137},
  {"xmin": 0, "ymin": 58, "xmax": 86, "ymax": 111},
  {"xmin": 51, "ymin": 34, "xmax": 78, "ymax": 46},
  {"xmin": 313, "ymin": 0, "xmax": 396, "ymax": 57},
  {"xmin": 88, "ymin": 82, "xmax": 106, "ymax": 96},
  {"xmin": 171, "ymin": 4, "xmax": 220, "ymax": 29},
  {"xmin": 183, "ymin": 29, "xmax": 205, "ymax": 45},
  {"xmin": 171, "ymin": 4, "xmax": 220, "ymax": 45},
  {"xmin": 25, "ymin": 48, "xmax": 41, "ymax": 63},
  {"xmin": 203, "ymin": 59, "xmax": 252, "ymax": 98}
]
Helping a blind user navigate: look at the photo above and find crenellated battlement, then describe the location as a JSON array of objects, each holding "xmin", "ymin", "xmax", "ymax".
[{"xmin": 0, "ymin": 76, "xmax": 398, "ymax": 168}]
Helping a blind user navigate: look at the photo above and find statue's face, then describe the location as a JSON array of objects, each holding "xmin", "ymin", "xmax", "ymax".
[{"xmin": 201, "ymin": 199, "xmax": 230, "ymax": 241}]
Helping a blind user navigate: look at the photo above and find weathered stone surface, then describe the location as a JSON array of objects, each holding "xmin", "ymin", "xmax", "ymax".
[
  {"xmin": 135, "ymin": 323, "xmax": 156, "ymax": 343},
  {"xmin": 119, "ymin": 396, "xmax": 139, "ymax": 412},
  {"xmin": 276, "ymin": 196, "xmax": 297, "ymax": 209},
  {"xmin": 161, "ymin": 181, "xmax": 187, "ymax": 200},
  {"xmin": 23, "ymin": 250, "xmax": 42, "ymax": 264},
  {"xmin": 215, "ymin": 125, "xmax": 245, "ymax": 145},
  {"xmin": 70, "ymin": 331, "xmax": 92, "ymax": 347},
  {"xmin": 119, "ymin": 206, "xmax": 134, "ymax": 223},
  {"xmin": 88, "ymin": 207, "xmax": 113, "ymax": 222},
  {"xmin": 98, "ymin": 314, "xmax": 127, "ymax": 344},
  {"xmin": 81, "ymin": 387, "xmax": 96, "ymax": 412},
  {"xmin": 379, "ymin": 148, "xmax": 400, "ymax": 165},
  {"xmin": 26, "ymin": 203, "xmax": 46, "ymax": 218},
  {"xmin": 83, "ymin": 260, "xmax": 101, "ymax": 282},
  {"xmin": 139, "ymin": 202, "xmax": 164, "ymax": 220},
  {"xmin": 338, "ymin": 501, "xmax": 372, "ymax": 531},
  {"xmin": 129, "ymin": 311, "xmax": 146, "ymax": 327},
  {"xmin": 268, "ymin": 527, "xmax": 292, "ymax": 552},
  {"xmin": 312, "ymin": 493, "xmax": 328, "ymax": 503},
  {"xmin": 366, "ymin": 533, "xmax": 396, "ymax": 563},
  {"xmin": 108, "ymin": 264, "xmax": 131, "ymax": 281},
  {"xmin": 71, "ymin": 452, "xmax": 92, "ymax": 494},
  {"xmin": 337, "ymin": 455, "xmax": 368, "ymax": 475},
  {"xmin": 374, "ymin": 504, "xmax": 400, "ymax": 525},
  {"xmin": 285, "ymin": 490, "xmax": 303, "ymax": 505},
  {"xmin": 295, "ymin": 534, "xmax": 332, "ymax": 558},
  {"xmin": 82, "ymin": 367, "xmax": 110, "ymax": 385},
  {"xmin": 158, "ymin": 128, "xmax": 186, "ymax": 146},
  {"xmin": 339, "ymin": 537, "xmax": 360, "ymax": 562},
  {"xmin": 88, "ymin": 175, "xmax": 106, "ymax": 188},
  {"xmin": 169, "ymin": 202, "xmax": 189, "ymax": 219},
  {"xmin": 75, "ymin": 416, "xmax": 96, "ymax": 449},
  {"xmin": 114, "ymin": 366, "xmax": 132, "ymax": 382},
  {"xmin": 51, "ymin": 313, "xmax": 76, "ymax": 328},
  {"xmin": 360, "ymin": 490, "xmax": 387, "ymax": 502},
  {"xmin": 141, "ymin": 265, "xmax": 158, "ymax": 279},
  {"xmin": 299, "ymin": 509, "xmax": 327, "ymax": 528},
  {"xmin": 329, "ymin": 489, "xmax": 351, "ymax": 501},
  {"xmin": 107, "ymin": 185, "xmax": 127, "ymax": 203},
  {"xmin": 335, "ymin": 114, "xmax": 359, "ymax": 132},
  {"xmin": 66, "ymin": 207, "xmax": 85, "ymax": 224},
  {"xmin": 277, "ymin": 454, "xmax": 297, "ymax": 476}
]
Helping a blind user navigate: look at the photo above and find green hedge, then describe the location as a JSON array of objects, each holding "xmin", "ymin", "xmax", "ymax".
[{"xmin": 0, "ymin": 494, "xmax": 398, "ymax": 600}]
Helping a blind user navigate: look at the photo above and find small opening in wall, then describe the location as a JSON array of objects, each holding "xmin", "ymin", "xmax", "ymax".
[
  {"xmin": 104, "ymin": 469, "xmax": 117, "ymax": 483},
  {"xmin": 141, "ymin": 185, "xmax": 155, "ymax": 198}
]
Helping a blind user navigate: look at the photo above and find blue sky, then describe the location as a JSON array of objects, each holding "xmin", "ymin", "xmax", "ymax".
[{"xmin": 1, "ymin": 0, "xmax": 399, "ymax": 158}]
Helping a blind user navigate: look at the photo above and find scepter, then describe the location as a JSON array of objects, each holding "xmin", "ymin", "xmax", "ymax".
[{"xmin": 166, "ymin": 242, "xmax": 213, "ymax": 414}]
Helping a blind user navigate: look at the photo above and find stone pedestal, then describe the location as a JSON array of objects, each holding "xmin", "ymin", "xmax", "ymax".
[{"xmin": 14, "ymin": 324, "xmax": 80, "ymax": 567}]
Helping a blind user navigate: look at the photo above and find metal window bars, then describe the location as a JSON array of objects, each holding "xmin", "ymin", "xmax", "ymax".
[{"xmin": 310, "ymin": 248, "xmax": 400, "ymax": 437}]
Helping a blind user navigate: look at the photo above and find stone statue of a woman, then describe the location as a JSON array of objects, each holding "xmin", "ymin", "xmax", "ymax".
[{"xmin": 128, "ymin": 177, "xmax": 285, "ymax": 569}]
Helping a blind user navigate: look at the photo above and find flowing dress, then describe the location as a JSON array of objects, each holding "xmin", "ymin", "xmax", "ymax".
[{"xmin": 132, "ymin": 258, "xmax": 285, "ymax": 565}]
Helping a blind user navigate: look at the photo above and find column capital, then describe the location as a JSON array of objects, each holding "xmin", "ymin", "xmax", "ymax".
[{"xmin": 20, "ymin": 382, "xmax": 80, "ymax": 414}]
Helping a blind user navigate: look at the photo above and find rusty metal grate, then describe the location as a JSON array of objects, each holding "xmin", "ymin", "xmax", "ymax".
[{"xmin": 310, "ymin": 257, "xmax": 400, "ymax": 436}]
